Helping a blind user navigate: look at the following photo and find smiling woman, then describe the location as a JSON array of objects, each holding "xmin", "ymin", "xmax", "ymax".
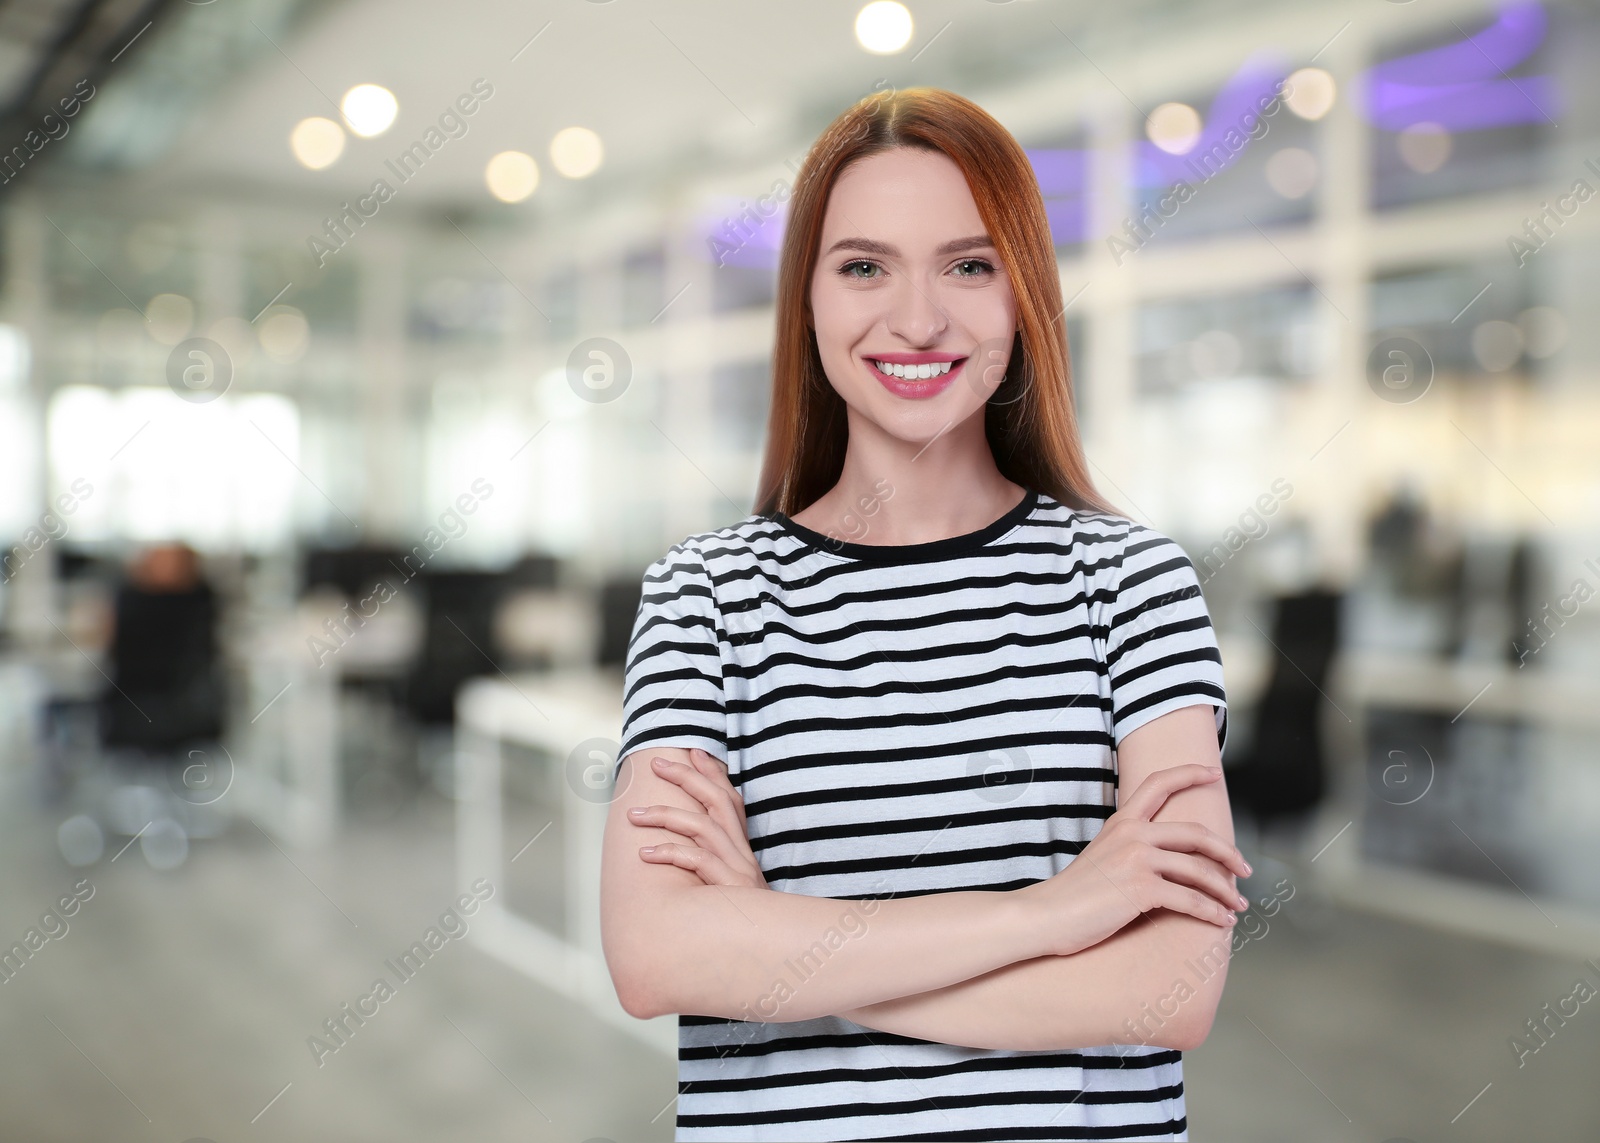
[{"xmin": 600, "ymin": 87, "xmax": 1241, "ymax": 1143}]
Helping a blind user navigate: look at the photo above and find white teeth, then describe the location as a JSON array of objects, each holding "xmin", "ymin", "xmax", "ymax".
[{"xmin": 872, "ymin": 359, "xmax": 955, "ymax": 380}]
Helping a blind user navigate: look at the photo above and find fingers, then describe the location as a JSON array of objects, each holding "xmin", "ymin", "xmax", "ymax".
[
  {"xmin": 630, "ymin": 802, "xmax": 710, "ymax": 840},
  {"xmin": 687, "ymin": 748, "xmax": 749, "ymax": 830},
  {"xmin": 1151, "ymin": 850, "xmax": 1249, "ymax": 914},
  {"xmin": 638, "ymin": 841, "xmax": 743, "ymax": 887},
  {"xmin": 650, "ymin": 754, "xmax": 746, "ymax": 840},
  {"xmin": 653, "ymin": 752, "xmax": 737, "ymax": 807},
  {"xmin": 629, "ymin": 804, "xmax": 743, "ymax": 870},
  {"xmin": 686, "ymin": 747, "xmax": 730, "ymax": 779},
  {"xmin": 1144, "ymin": 821, "xmax": 1251, "ymax": 877},
  {"xmin": 1120, "ymin": 764, "xmax": 1222, "ymax": 822},
  {"xmin": 1151, "ymin": 879, "xmax": 1239, "ymax": 929},
  {"xmin": 678, "ymin": 742, "xmax": 745, "ymax": 826}
]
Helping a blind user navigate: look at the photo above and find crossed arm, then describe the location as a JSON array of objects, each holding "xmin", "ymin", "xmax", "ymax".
[
  {"xmin": 837, "ymin": 706, "xmax": 1239, "ymax": 1051},
  {"xmin": 599, "ymin": 704, "xmax": 1242, "ymax": 1052}
]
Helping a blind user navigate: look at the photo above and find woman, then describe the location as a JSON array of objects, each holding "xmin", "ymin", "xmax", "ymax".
[{"xmin": 600, "ymin": 87, "xmax": 1248, "ymax": 1142}]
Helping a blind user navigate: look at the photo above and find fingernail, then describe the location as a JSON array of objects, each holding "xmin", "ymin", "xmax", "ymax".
[
  {"xmin": 628, "ymin": 807, "xmax": 645, "ymax": 817},
  {"xmin": 652, "ymin": 757, "xmax": 668, "ymax": 768},
  {"xmin": 640, "ymin": 845, "xmax": 656, "ymax": 855},
  {"xmin": 1242, "ymin": 860, "xmax": 1253, "ymax": 875},
  {"xmin": 1236, "ymin": 894, "xmax": 1249, "ymax": 909}
]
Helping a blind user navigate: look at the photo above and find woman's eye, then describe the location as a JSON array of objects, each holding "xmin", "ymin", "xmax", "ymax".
[
  {"xmin": 953, "ymin": 258, "xmax": 994, "ymax": 278},
  {"xmin": 840, "ymin": 260, "xmax": 880, "ymax": 280}
]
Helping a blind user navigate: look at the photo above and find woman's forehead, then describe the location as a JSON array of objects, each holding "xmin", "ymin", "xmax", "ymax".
[{"xmin": 820, "ymin": 150, "xmax": 986, "ymax": 246}]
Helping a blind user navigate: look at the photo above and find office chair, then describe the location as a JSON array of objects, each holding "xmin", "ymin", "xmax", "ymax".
[{"xmin": 1225, "ymin": 588, "xmax": 1343, "ymax": 824}]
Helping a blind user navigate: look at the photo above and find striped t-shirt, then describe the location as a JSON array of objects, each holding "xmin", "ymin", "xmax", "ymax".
[{"xmin": 617, "ymin": 485, "xmax": 1228, "ymax": 1142}]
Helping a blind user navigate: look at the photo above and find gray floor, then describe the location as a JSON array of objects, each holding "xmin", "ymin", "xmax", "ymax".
[
  {"xmin": 1, "ymin": 769, "xmax": 1596, "ymax": 1143},
  {"xmin": 1186, "ymin": 880, "xmax": 1600, "ymax": 1142}
]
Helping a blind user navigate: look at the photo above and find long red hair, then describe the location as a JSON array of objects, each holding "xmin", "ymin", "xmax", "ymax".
[{"xmin": 753, "ymin": 86, "xmax": 1122, "ymax": 519}]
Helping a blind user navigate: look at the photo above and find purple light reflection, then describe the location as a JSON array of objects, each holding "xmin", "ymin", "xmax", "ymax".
[
  {"xmin": 1137, "ymin": 55, "xmax": 1291, "ymax": 186},
  {"xmin": 1361, "ymin": 1, "xmax": 1560, "ymax": 131},
  {"xmin": 695, "ymin": 4, "xmax": 1563, "ymax": 264},
  {"xmin": 701, "ymin": 194, "xmax": 788, "ymax": 270}
]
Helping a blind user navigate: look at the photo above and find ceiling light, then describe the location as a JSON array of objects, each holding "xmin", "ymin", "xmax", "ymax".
[
  {"xmin": 341, "ymin": 84, "xmax": 398, "ymax": 137},
  {"xmin": 855, "ymin": 2, "xmax": 912, "ymax": 54},
  {"xmin": 1146, "ymin": 102, "xmax": 1202, "ymax": 154},
  {"xmin": 1397, "ymin": 122, "xmax": 1451, "ymax": 173},
  {"xmin": 1284, "ymin": 68, "xmax": 1336, "ymax": 120},
  {"xmin": 486, "ymin": 151, "xmax": 539, "ymax": 203},
  {"xmin": 290, "ymin": 117, "xmax": 345, "ymax": 170},
  {"xmin": 550, "ymin": 127, "xmax": 603, "ymax": 178},
  {"xmin": 259, "ymin": 307, "xmax": 310, "ymax": 363},
  {"xmin": 145, "ymin": 294, "xmax": 194, "ymax": 347}
]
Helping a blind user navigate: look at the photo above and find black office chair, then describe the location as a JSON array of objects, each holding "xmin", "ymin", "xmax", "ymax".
[
  {"xmin": 100, "ymin": 554, "xmax": 225, "ymax": 757},
  {"xmin": 403, "ymin": 569, "xmax": 510, "ymax": 725},
  {"xmin": 597, "ymin": 573, "xmax": 644, "ymax": 668},
  {"xmin": 1225, "ymin": 588, "xmax": 1343, "ymax": 825},
  {"xmin": 85, "ymin": 544, "xmax": 229, "ymax": 859}
]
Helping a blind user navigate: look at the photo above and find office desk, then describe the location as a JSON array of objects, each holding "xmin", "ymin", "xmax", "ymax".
[
  {"xmin": 454, "ymin": 667, "xmax": 676, "ymax": 1055},
  {"xmin": 455, "ymin": 649, "xmax": 1600, "ymax": 1049}
]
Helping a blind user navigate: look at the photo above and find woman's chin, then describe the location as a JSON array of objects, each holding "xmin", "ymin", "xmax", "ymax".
[{"xmin": 848, "ymin": 393, "xmax": 985, "ymax": 446}]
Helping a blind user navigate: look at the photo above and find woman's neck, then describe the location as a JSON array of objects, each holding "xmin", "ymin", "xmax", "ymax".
[{"xmin": 790, "ymin": 408, "xmax": 1025, "ymax": 546}]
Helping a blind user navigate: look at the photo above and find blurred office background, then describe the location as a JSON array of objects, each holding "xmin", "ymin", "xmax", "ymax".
[{"xmin": 0, "ymin": 0, "xmax": 1598, "ymax": 1139}]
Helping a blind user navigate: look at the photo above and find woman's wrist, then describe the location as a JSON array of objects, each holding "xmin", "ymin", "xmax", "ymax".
[{"xmin": 1002, "ymin": 882, "xmax": 1066, "ymax": 963}]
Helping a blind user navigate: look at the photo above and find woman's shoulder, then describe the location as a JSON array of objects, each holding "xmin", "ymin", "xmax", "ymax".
[
  {"xmin": 1022, "ymin": 493, "xmax": 1203, "ymax": 589},
  {"xmin": 1023, "ymin": 489, "xmax": 1143, "ymax": 551},
  {"xmin": 646, "ymin": 513, "xmax": 789, "ymax": 576}
]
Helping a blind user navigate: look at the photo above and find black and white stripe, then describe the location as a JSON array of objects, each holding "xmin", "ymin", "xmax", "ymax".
[{"xmin": 618, "ymin": 487, "xmax": 1228, "ymax": 1142}]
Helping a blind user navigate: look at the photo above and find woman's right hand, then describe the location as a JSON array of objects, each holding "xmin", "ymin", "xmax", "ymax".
[{"xmin": 1020, "ymin": 764, "xmax": 1251, "ymax": 957}]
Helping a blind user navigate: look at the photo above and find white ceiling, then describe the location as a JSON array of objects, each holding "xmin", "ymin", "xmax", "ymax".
[{"xmin": 72, "ymin": 0, "xmax": 1165, "ymax": 217}]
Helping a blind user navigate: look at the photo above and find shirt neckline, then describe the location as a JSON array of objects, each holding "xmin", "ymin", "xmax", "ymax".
[{"xmin": 768, "ymin": 487, "xmax": 1039, "ymax": 564}]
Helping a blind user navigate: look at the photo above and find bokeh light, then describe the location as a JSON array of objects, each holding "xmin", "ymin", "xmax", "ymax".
[
  {"xmin": 341, "ymin": 84, "xmax": 398, "ymax": 137},
  {"xmin": 1265, "ymin": 147, "xmax": 1319, "ymax": 198},
  {"xmin": 289, "ymin": 116, "xmax": 345, "ymax": 169},
  {"xmin": 1398, "ymin": 121, "xmax": 1452, "ymax": 173},
  {"xmin": 144, "ymin": 293, "xmax": 194, "ymax": 346},
  {"xmin": 1146, "ymin": 102, "xmax": 1202, "ymax": 154},
  {"xmin": 259, "ymin": 307, "xmax": 310, "ymax": 363},
  {"xmin": 1284, "ymin": 67, "xmax": 1336, "ymax": 119},
  {"xmin": 486, "ymin": 151, "xmax": 540, "ymax": 203},
  {"xmin": 551, "ymin": 127, "xmax": 604, "ymax": 179},
  {"xmin": 855, "ymin": 1, "xmax": 913, "ymax": 54}
]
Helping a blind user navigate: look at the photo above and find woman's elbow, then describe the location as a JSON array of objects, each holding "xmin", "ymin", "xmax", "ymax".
[
  {"xmin": 1171, "ymin": 1006, "xmax": 1218, "ymax": 1051},
  {"xmin": 605, "ymin": 941, "xmax": 671, "ymax": 1019},
  {"xmin": 603, "ymin": 905, "xmax": 724, "ymax": 1019},
  {"xmin": 601, "ymin": 918, "xmax": 677, "ymax": 1019},
  {"xmin": 614, "ymin": 976, "xmax": 666, "ymax": 1020},
  {"xmin": 1157, "ymin": 921, "xmax": 1230, "ymax": 1050}
]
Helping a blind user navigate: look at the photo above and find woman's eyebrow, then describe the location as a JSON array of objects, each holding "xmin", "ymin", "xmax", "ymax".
[{"xmin": 822, "ymin": 234, "xmax": 996, "ymax": 257}]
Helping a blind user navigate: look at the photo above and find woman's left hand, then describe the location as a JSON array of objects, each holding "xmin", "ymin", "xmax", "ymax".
[{"xmin": 628, "ymin": 748, "xmax": 769, "ymax": 890}]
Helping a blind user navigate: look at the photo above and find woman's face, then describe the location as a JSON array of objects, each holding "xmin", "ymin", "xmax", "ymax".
[{"xmin": 808, "ymin": 145, "xmax": 1018, "ymax": 444}]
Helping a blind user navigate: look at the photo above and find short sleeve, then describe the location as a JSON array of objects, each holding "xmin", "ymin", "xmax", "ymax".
[
  {"xmin": 616, "ymin": 540, "xmax": 728, "ymax": 781},
  {"xmin": 1106, "ymin": 524, "xmax": 1228, "ymax": 753}
]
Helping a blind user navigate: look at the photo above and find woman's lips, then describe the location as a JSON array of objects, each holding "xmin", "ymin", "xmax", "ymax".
[{"xmin": 866, "ymin": 357, "xmax": 966, "ymax": 400}]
